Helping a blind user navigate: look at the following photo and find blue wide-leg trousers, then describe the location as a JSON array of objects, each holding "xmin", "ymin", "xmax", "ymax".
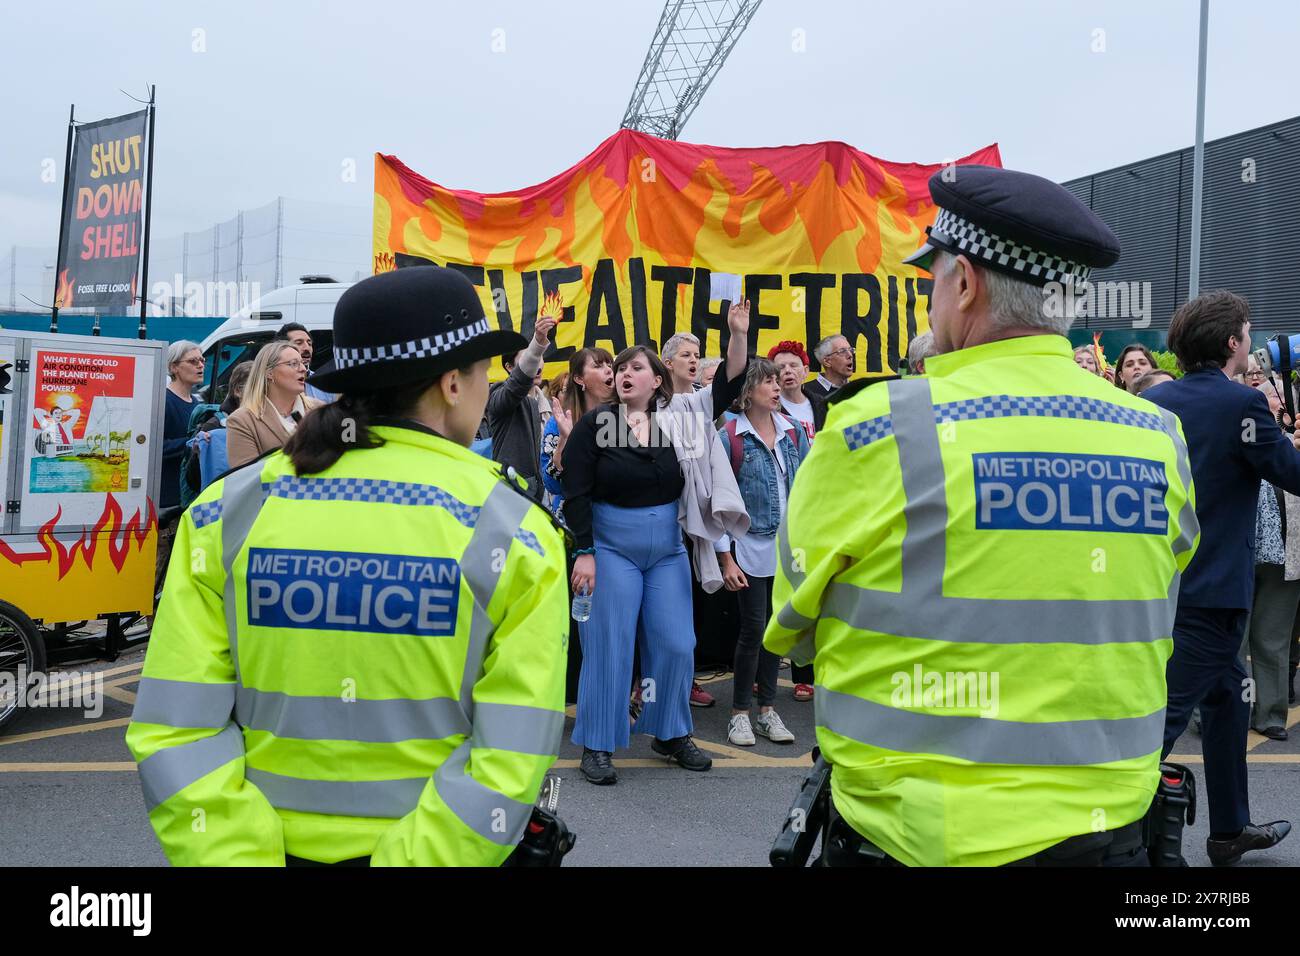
[{"xmin": 572, "ymin": 502, "xmax": 696, "ymax": 753}]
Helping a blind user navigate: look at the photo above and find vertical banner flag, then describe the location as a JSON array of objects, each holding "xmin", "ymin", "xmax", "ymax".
[
  {"xmin": 373, "ymin": 129, "xmax": 1001, "ymax": 377},
  {"xmin": 56, "ymin": 110, "xmax": 148, "ymax": 311}
]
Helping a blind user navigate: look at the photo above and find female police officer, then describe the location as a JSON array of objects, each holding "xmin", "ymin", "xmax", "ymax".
[{"xmin": 127, "ymin": 266, "xmax": 571, "ymax": 866}]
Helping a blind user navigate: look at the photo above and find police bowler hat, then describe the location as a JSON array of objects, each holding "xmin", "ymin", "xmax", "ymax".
[{"xmin": 310, "ymin": 266, "xmax": 527, "ymax": 393}]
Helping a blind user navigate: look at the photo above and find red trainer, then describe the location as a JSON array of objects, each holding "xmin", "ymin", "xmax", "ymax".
[
  {"xmin": 793, "ymin": 683, "xmax": 814, "ymax": 702},
  {"xmin": 690, "ymin": 682, "xmax": 716, "ymax": 708}
]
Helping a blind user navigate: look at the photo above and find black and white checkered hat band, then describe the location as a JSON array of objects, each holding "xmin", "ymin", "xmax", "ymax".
[
  {"xmin": 931, "ymin": 207, "xmax": 1092, "ymax": 289},
  {"xmin": 332, "ymin": 318, "xmax": 492, "ymax": 370}
]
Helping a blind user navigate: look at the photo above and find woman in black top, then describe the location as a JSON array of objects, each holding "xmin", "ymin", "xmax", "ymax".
[{"xmin": 563, "ymin": 345, "xmax": 711, "ymax": 784}]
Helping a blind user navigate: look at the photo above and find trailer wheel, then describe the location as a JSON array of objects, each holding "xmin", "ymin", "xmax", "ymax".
[{"xmin": 0, "ymin": 601, "xmax": 45, "ymax": 732}]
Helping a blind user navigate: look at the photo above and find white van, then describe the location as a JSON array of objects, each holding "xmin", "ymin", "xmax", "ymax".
[{"xmin": 196, "ymin": 275, "xmax": 352, "ymax": 403}]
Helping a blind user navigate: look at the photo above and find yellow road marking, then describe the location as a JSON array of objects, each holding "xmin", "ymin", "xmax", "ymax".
[
  {"xmin": 44, "ymin": 660, "xmax": 144, "ymax": 686},
  {"xmin": 1244, "ymin": 704, "xmax": 1300, "ymax": 752},
  {"xmin": 102, "ymin": 686, "xmax": 137, "ymax": 705},
  {"xmin": 0, "ymin": 762, "xmax": 136, "ymax": 772},
  {"xmin": 0, "ymin": 717, "xmax": 131, "ymax": 746}
]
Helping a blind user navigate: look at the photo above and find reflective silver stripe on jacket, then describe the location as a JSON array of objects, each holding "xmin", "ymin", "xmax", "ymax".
[
  {"xmin": 1157, "ymin": 407, "xmax": 1200, "ymax": 560},
  {"xmin": 230, "ymin": 689, "xmax": 558, "ymax": 753},
  {"xmin": 457, "ymin": 482, "xmax": 533, "ymax": 723},
  {"xmin": 816, "ymin": 686, "xmax": 1166, "ymax": 766},
  {"xmin": 134, "ymin": 678, "xmax": 236, "ymax": 729},
  {"xmin": 245, "ymin": 767, "xmax": 428, "ymax": 818},
  {"xmin": 220, "ymin": 460, "xmax": 271, "ymax": 693},
  {"xmin": 139, "ymin": 724, "xmax": 244, "ymax": 811},
  {"xmin": 434, "ymin": 741, "xmax": 534, "ymax": 845},
  {"xmin": 774, "ymin": 523, "xmax": 817, "ymax": 665}
]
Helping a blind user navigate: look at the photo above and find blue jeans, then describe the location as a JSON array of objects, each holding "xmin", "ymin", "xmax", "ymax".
[{"xmin": 572, "ymin": 502, "xmax": 696, "ymax": 753}]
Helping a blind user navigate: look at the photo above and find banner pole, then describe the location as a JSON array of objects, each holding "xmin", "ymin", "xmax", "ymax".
[
  {"xmin": 50, "ymin": 103, "xmax": 76, "ymax": 334},
  {"xmin": 138, "ymin": 85, "xmax": 156, "ymax": 340}
]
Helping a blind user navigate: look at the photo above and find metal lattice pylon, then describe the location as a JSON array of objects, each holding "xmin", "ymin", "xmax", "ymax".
[{"xmin": 621, "ymin": 0, "xmax": 764, "ymax": 140}]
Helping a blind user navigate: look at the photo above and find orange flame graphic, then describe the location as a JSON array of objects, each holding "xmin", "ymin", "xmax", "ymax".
[
  {"xmin": 55, "ymin": 269, "xmax": 73, "ymax": 309},
  {"xmin": 375, "ymin": 129, "xmax": 1002, "ymax": 377},
  {"xmin": 0, "ymin": 494, "xmax": 157, "ymax": 581}
]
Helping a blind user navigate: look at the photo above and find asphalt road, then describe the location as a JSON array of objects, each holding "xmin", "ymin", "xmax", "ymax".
[{"xmin": 2, "ymin": 650, "xmax": 1297, "ymax": 868}]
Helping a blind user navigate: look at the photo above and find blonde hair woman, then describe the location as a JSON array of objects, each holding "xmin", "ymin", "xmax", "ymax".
[{"xmin": 225, "ymin": 340, "xmax": 322, "ymax": 467}]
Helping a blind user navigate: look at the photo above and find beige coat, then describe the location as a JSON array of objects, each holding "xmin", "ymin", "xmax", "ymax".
[
  {"xmin": 226, "ymin": 394, "xmax": 323, "ymax": 468},
  {"xmin": 664, "ymin": 386, "xmax": 750, "ymax": 593}
]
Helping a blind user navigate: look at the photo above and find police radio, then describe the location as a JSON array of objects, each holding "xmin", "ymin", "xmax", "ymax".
[{"xmin": 1251, "ymin": 333, "xmax": 1299, "ymax": 433}]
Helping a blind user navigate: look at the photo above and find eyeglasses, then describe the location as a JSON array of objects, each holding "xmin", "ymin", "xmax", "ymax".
[
  {"xmin": 275, "ymin": 359, "xmax": 306, "ymax": 371},
  {"xmin": 180, "ymin": 357, "xmax": 205, "ymax": 367},
  {"xmin": 827, "ymin": 348, "xmax": 854, "ymax": 359}
]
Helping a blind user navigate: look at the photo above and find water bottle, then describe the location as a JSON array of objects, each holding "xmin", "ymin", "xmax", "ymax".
[{"xmin": 571, "ymin": 586, "xmax": 592, "ymax": 623}]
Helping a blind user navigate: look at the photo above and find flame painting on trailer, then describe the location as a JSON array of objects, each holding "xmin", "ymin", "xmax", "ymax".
[
  {"xmin": 373, "ymin": 129, "xmax": 1001, "ymax": 378},
  {"xmin": 0, "ymin": 494, "xmax": 158, "ymax": 621}
]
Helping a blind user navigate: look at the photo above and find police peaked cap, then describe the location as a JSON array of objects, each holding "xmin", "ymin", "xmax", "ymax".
[
  {"xmin": 311, "ymin": 265, "xmax": 527, "ymax": 393},
  {"xmin": 904, "ymin": 165, "xmax": 1121, "ymax": 290}
]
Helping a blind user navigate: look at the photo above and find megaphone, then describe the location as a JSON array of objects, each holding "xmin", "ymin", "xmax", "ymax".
[
  {"xmin": 1252, "ymin": 333, "xmax": 1300, "ymax": 434},
  {"xmin": 1251, "ymin": 334, "xmax": 1300, "ymax": 377}
]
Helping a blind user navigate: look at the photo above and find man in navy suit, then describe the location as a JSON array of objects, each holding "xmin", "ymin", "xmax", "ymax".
[{"xmin": 1145, "ymin": 290, "xmax": 1297, "ymax": 866}]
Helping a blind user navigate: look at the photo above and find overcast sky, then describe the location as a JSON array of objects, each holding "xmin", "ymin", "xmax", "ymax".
[{"xmin": 3, "ymin": 0, "xmax": 1298, "ymax": 251}]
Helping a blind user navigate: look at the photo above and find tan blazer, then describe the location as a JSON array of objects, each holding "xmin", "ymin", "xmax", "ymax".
[{"xmin": 226, "ymin": 394, "xmax": 323, "ymax": 468}]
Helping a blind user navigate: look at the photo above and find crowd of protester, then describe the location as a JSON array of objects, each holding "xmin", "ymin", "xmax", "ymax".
[{"xmin": 159, "ymin": 313, "xmax": 1299, "ymax": 786}]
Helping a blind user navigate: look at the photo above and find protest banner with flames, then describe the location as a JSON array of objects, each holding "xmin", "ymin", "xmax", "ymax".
[{"xmin": 373, "ymin": 129, "xmax": 1001, "ymax": 378}]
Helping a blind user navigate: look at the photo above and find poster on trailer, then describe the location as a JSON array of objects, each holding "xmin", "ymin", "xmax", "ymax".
[
  {"xmin": 29, "ymin": 349, "xmax": 136, "ymax": 495},
  {"xmin": 54, "ymin": 109, "xmax": 148, "ymax": 312}
]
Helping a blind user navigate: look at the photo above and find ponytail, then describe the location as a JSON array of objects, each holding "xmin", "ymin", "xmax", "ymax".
[{"xmin": 284, "ymin": 378, "xmax": 437, "ymax": 475}]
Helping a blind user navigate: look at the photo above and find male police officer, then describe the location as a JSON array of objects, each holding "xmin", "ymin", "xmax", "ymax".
[{"xmin": 764, "ymin": 166, "xmax": 1199, "ymax": 866}]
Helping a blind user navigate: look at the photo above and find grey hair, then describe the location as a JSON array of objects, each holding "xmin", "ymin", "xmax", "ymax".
[
  {"xmin": 739, "ymin": 356, "xmax": 779, "ymax": 411},
  {"xmin": 907, "ymin": 331, "xmax": 937, "ymax": 369},
  {"xmin": 695, "ymin": 357, "xmax": 722, "ymax": 383},
  {"xmin": 931, "ymin": 251, "xmax": 1075, "ymax": 334},
  {"xmin": 662, "ymin": 332, "xmax": 701, "ymax": 363},
  {"xmin": 814, "ymin": 334, "xmax": 847, "ymax": 364},
  {"xmin": 166, "ymin": 340, "xmax": 201, "ymax": 374}
]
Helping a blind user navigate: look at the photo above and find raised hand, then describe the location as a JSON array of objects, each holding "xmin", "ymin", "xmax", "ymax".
[
  {"xmin": 534, "ymin": 291, "xmax": 564, "ymax": 348},
  {"xmin": 551, "ymin": 397, "xmax": 573, "ymax": 438},
  {"xmin": 534, "ymin": 316, "xmax": 558, "ymax": 348},
  {"xmin": 727, "ymin": 298, "xmax": 751, "ymax": 337}
]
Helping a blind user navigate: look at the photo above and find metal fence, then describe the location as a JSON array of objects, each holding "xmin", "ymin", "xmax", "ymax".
[{"xmin": 4, "ymin": 196, "xmax": 369, "ymax": 317}]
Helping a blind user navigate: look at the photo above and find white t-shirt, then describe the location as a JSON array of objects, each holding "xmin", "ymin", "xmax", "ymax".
[
  {"xmin": 715, "ymin": 411, "xmax": 796, "ymax": 579},
  {"xmin": 780, "ymin": 394, "xmax": 816, "ymax": 442}
]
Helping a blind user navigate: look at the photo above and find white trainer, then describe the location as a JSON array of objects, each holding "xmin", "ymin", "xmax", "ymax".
[
  {"xmin": 755, "ymin": 709, "xmax": 795, "ymax": 743},
  {"xmin": 728, "ymin": 712, "xmax": 756, "ymax": 746}
]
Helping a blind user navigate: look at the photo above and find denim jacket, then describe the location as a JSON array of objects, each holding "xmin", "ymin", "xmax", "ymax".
[{"xmin": 717, "ymin": 411, "xmax": 809, "ymax": 535}]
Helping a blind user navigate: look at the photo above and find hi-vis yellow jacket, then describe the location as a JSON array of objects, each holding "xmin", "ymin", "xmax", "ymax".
[
  {"xmin": 764, "ymin": 335, "xmax": 1199, "ymax": 867},
  {"xmin": 126, "ymin": 424, "xmax": 569, "ymax": 866}
]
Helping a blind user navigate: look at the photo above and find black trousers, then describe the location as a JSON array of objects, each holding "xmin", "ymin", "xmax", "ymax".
[
  {"xmin": 733, "ymin": 575, "xmax": 780, "ymax": 710},
  {"xmin": 1161, "ymin": 605, "xmax": 1251, "ymax": 834}
]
